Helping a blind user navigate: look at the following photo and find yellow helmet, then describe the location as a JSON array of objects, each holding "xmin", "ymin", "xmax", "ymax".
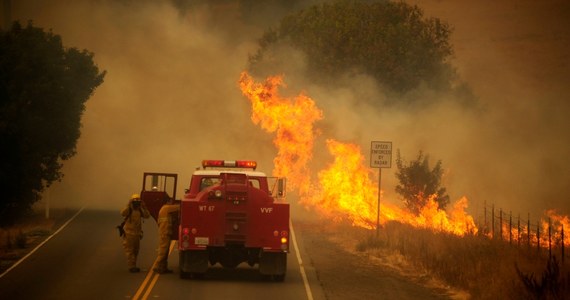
[{"xmin": 130, "ymin": 193, "xmax": 140, "ymax": 200}]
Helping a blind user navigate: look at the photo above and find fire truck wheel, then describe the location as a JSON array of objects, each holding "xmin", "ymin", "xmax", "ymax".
[
  {"xmin": 259, "ymin": 251, "xmax": 287, "ymax": 281},
  {"xmin": 179, "ymin": 250, "xmax": 208, "ymax": 276}
]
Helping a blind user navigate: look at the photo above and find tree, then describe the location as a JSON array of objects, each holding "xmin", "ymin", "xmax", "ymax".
[
  {"xmin": 238, "ymin": 0, "xmax": 306, "ymax": 27},
  {"xmin": 248, "ymin": 0, "xmax": 456, "ymax": 97},
  {"xmin": 394, "ymin": 150, "xmax": 449, "ymax": 215},
  {"xmin": 0, "ymin": 21, "xmax": 106, "ymax": 225}
]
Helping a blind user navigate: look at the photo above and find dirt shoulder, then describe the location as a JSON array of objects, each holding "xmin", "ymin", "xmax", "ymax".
[
  {"xmin": 0, "ymin": 208, "xmax": 79, "ymax": 274},
  {"xmin": 289, "ymin": 198, "xmax": 467, "ymax": 300},
  {"xmin": 293, "ymin": 217, "xmax": 468, "ymax": 300}
]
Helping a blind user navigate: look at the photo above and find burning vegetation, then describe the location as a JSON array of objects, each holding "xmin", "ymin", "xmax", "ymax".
[
  {"xmin": 239, "ymin": 71, "xmax": 570, "ymax": 252},
  {"xmin": 239, "ymin": 71, "xmax": 476, "ymax": 234},
  {"xmin": 238, "ymin": 71, "xmax": 570, "ymax": 298}
]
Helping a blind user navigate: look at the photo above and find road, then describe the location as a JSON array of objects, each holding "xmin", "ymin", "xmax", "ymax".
[{"xmin": 0, "ymin": 208, "xmax": 323, "ymax": 300}]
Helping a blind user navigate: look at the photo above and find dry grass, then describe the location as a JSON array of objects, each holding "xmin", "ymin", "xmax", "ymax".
[
  {"xmin": 0, "ymin": 208, "xmax": 75, "ymax": 274},
  {"xmin": 354, "ymin": 221, "xmax": 570, "ymax": 299},
  {"xmin": 3, "ymin": 209, "xmax": 568, "ymax": 298}
]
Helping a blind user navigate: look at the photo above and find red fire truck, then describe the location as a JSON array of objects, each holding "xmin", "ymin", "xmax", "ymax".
[{"xmin": 140, "ymin": 160, "xmax": 289, "ymax": 281}]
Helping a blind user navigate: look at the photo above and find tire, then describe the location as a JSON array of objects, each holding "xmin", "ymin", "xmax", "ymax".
[
  {"xmin": 179, "ymin": 250, "xmax": 208, "ymax": 275},
  {"xmin": 259, "ymin": 251, "xmax": 287, "ymax": 281}
]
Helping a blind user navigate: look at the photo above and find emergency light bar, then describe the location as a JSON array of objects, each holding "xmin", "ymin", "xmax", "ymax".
[{"xmin": 202, "ymin": 160, "xmax": 257, "ymax": 170}]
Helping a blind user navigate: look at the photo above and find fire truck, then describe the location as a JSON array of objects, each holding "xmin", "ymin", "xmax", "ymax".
[{"xmin": 140, "ymin": 160, "xmax": 289, "ymax": 281}]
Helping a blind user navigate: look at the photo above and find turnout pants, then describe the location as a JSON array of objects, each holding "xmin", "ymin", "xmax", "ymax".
[{"xmin": 122, "ymin": 233, "xmax": 140, "ymax": 268}]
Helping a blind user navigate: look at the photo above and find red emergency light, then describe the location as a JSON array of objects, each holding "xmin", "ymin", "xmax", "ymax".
[{"xmin": 202, "ymin": 160, "xmax": 257, "ymax": 170}]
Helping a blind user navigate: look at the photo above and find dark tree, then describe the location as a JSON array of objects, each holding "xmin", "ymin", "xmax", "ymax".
[
  {"xmin": 394, "ymin": 150, "xmax": 450, "ymax": 215},
  {"xmin": 248, "ymin": 0, "xmax": 457, "ymax": 97},
  {"xmin": 239, "ymin": 0, "xmax": 307, "ymax": 27},
  {"xmin": 0, "ymin": 21, "xmax": 105, "ymax": 225}
]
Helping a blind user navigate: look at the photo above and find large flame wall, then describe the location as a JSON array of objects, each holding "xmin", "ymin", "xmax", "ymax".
[{"xmin": 239, "ymin": 71, "xmax": 570, "ymax": 248}]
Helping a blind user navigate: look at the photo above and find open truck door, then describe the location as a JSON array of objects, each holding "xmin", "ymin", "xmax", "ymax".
[
  {"xmin": 140, "ymin": 172, "xmax": 180, "ymax": 239},
  {"xmin": 268, "ymin": 177, "xmax": 286, "ymax": 199}
]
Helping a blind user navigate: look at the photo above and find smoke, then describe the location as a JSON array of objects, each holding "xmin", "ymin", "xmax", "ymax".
[
  {"xmin": 303, "ymin": 0, "xmax": 570, "ymax": 219},
  {"xmin": 401, "ymin": 0, "xmax": 570, "ymax": 218},
  {"xmin": 6, "ymin": 0, "xmax": 275, "ymax": 210},
  {"xmin": 5, "ymin": 0, "xmax": 570, "ymax": 220},
  {"xmin": 245, "ymin": 0, "xmax": 570, "ymax": 221}
]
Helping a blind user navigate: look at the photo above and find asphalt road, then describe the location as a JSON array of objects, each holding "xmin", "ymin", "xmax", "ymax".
[{"xmin": 0, "ymin": 209, "xmax": 323, "ymax": 300}]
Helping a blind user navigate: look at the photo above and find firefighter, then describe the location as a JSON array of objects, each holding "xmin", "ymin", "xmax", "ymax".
[
  {"xmin": 200, "ymin": 177, "xmax": 213, "ymax": 190},
  {"xmin": 121, "ymin": 193, "xmax": 150, "ymax": 273},
  {"xmin": 154, "ymin": 197, "xmax": 180, "ymax": 274}
]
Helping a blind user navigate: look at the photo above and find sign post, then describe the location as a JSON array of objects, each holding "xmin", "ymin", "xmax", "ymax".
[{"xmin": 370, "ymin": 141, "xmax": 392, "ymax": 237}]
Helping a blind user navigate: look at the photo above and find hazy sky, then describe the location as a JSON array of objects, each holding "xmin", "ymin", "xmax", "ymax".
[{"xmin": 3, "ymin": 0, "xmax": 570, "ymax": 221}]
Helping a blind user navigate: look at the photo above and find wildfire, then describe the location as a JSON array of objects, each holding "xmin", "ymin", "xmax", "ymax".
[
  {"xmin": 409, "ymin": 196, "xmax": 478, "ymax": 235},
  {"xmin": 238, "ymin": 72, "xmax": 570, "ymax": 244},
  {"xmin": 304, "ymin": 139, "xmax": 378, "ymax": 229},
  {"xmin": 302, "ymin": 139, "xmax": 478, "ymax": 235},
  {"xmin": 543, "ymin": 210, "xmax": 570, "ymax": 247},
  {"xmin": 238, "ymin": 72, "xmax": 322, "ymax": 194}
]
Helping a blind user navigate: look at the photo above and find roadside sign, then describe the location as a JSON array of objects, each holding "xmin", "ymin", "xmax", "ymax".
[
  {"xmin": 370, "ymin": 141, "xmax": 392, "ymax": 168},
  {"xmin": 370, "ymin": 141, "xmax": 392, "ymax": 237}
]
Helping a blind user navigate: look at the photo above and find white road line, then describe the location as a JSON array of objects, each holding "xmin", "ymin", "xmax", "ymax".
[
  {"xmin": 290, "ymin": 220, "xmax": 314, "ymax": 300},
  {"xmin": 0, "ymin": 207, "xmax": 85, "ymax": 279}
]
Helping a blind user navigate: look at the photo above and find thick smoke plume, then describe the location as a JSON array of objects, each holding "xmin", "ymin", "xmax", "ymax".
[
  {"xmin": 4, "ymin": 1, "xmax": 274, "ymax": 209},
  {"xmin": 3, "ymin": 0, "xmax": 570, "ymax": 221}
]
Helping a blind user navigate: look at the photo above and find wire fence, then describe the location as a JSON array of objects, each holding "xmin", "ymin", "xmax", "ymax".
[{"xmin": 479, "ymin": 202, "xmax": 567, "ymax": 263}]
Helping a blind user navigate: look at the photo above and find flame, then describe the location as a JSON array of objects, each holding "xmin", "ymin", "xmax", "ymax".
[
  {"xmin": 302, "ymin": 139, "xmax": 478, "ymax": 235},
  {"xmin": 409, "ymin": 196, "xmax": 478, "ymax": 235},
  {"xmin": 544, "ymin": 210, "xmax": 570, "ymax": 247},
  {"xmin": 304, "ymin": 139, "xmax": 378, "ymax": 229},
  {"xmin": 238, "ymin": 72, "xmax": 322, "ymax": 194},
  {"xmin": 480, "ymin": 209, "xmax": 570, "ymax": 248},
  {"xmin": 238, "ymin": 72, "xmax": 570, "ymax": 244}
]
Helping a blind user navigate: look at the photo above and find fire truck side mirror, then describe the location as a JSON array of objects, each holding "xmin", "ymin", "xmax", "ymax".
[{"xmin": 277, "ymin": 178, "xmax": 286, "ymax": 198}]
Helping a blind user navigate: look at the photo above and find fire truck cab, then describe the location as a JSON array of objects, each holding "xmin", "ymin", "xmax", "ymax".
[{"xmin": 177, "ymin": 160, "xmax": 289, "ymax": 281}]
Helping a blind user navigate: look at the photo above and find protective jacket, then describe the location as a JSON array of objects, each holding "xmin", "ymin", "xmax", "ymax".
[
  {"xmin": 121, "ymin": 204, "xmax": 150, "ymax": 235},
  {"xmin": 155, "ymin": 203, "xmax": 180, "ymax": 273},
  {"xmin": 121, "ymin": 201, "xmax": 150, "ymax": 270},
  {"xmin": 157, "ymin": 204, "xmax": 180, "ymax": 236}
]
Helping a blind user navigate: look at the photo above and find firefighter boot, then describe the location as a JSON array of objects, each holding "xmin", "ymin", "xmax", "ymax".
[{"xmin": 153, "ymin": 260, "xmax": 173, "ymax": 274}]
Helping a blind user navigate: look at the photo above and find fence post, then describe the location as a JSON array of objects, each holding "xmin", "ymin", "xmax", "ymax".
[
  {"xmin": 537, "ymin": 221, "xmax": 541, "ymax": 253},
  {"xmin": 491, "ymin": 204, "xmax": 495, "ymax": 239},
  {"xmin": 499, "ymin": 208, "xmax": 503, "ymax": 241},
  {"xmin": 509, "ymin": 211, "xmax": 512, "ymax": 245},
  {"xmin": 484, "ymin": 201, "xmax": 487, "ymax": 235},
  {"xmin": 518, "ymin": 214, "xmax": 521, "ymax": 247},
  {"xmin": 528, "ymin": 214, "xmax": 531, "ymax": 249},
  {"xmin": 548, "ymin": 217, "xmax": 552, "ymax": 260}
]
